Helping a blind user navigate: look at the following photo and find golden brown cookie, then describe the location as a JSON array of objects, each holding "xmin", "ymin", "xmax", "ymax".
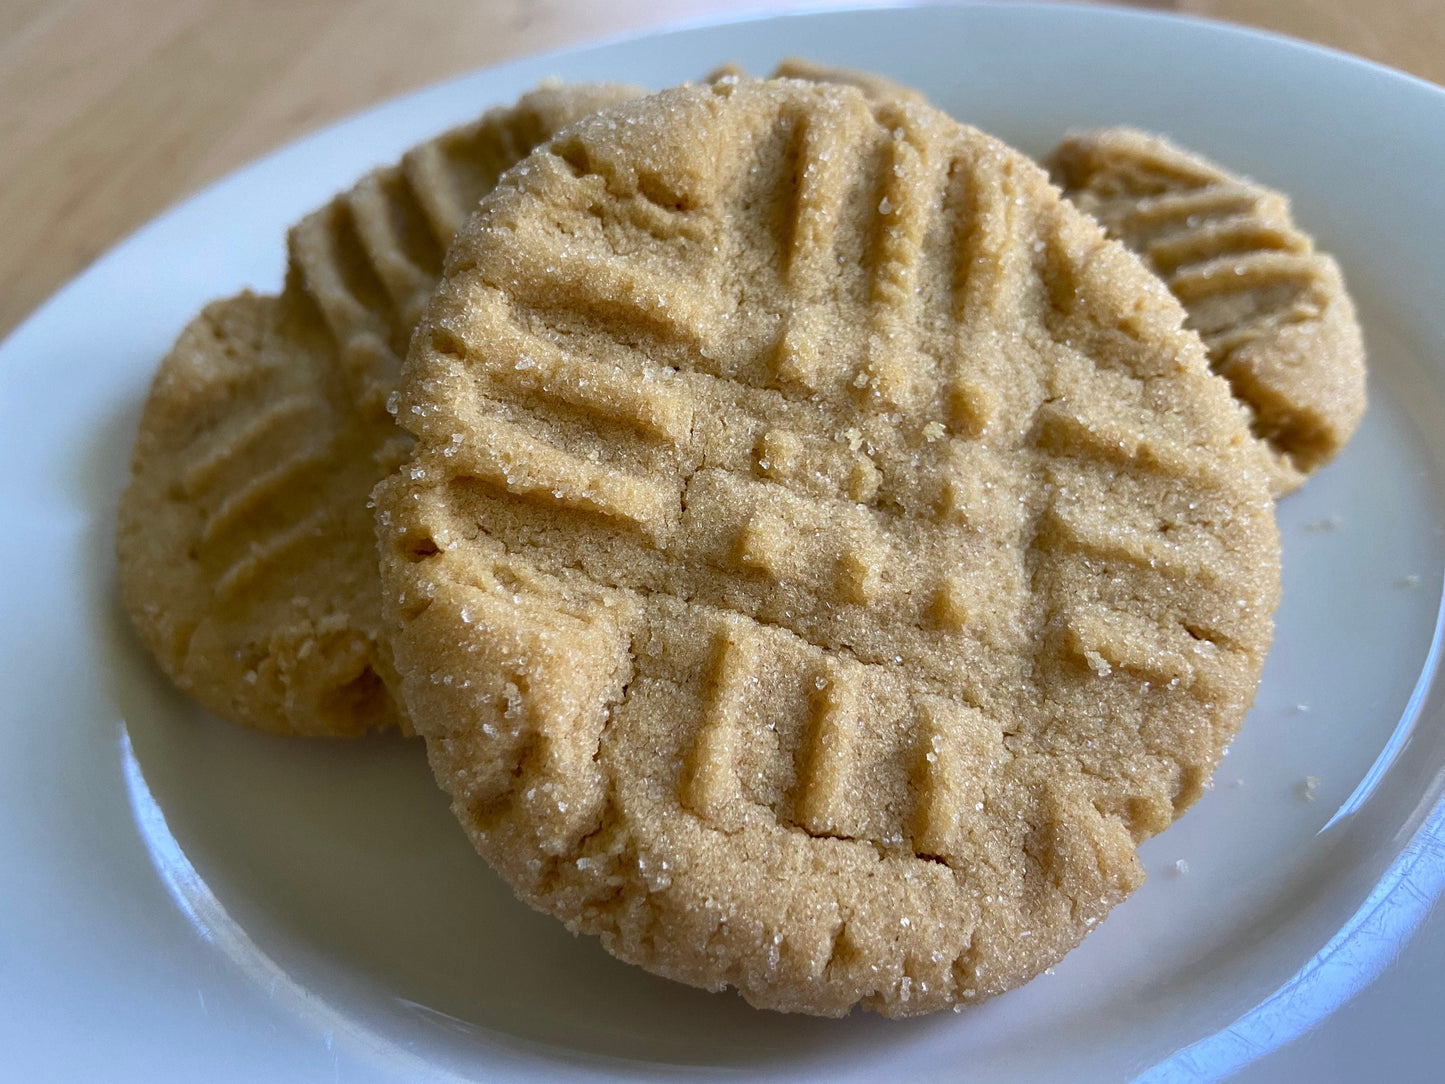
[
  {"xmin": 1047, "ymin": 128, "xmax": 1366, "ymax": 494},
  {"xmin": 118, "ymin": 289, "xmax": 410, "ymax": 736},
  {"xmin": 117, "ymin": 82, "xmax": 643, "ymax": 737},
  {"xmin": 377, "ymin": 79, "xmax": 1280, "ymax": 1015}
]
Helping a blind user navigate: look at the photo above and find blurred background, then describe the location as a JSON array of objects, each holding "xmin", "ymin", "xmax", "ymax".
[{"xmin": 4, "ymin": 0, "xmax": 1442, "ymax": 339}]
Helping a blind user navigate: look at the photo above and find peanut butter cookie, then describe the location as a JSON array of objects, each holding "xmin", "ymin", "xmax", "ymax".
[
  {"xmin": 117, "ymin": 83, "xmax": 643, "ymax": 736},
  {"xmin": 378, "ymin": 79, "xmax": 1280, "ymax": 1014},
  {"xmin": 1049, "ymin": 128, "xmax": 1366, "ymax": 493}
]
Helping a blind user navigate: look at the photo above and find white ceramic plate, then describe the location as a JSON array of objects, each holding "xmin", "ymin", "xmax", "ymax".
[{"xmin": 3, "ymin": 4, "xmax": 1444, "ymax": 1080}]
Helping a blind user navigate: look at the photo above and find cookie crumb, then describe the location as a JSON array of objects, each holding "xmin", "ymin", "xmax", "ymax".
[
  {"xmin": 1397, "ymin": 574, "xmax": 1421, "ymax": 589},
  {"xmin": 1301, "ymin": 776, "xmax": 1321, "ymax": 801},
  {"xmin": 1170, "ymin": 859, "xmax": 1190, "ymax": 876},
  {"xmin": 1302, "ymin": 516, "xmax": 1341, "ymax": 532}
]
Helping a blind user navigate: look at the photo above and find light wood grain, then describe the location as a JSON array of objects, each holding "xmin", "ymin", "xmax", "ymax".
[{"xmin": 3, "ymin": 0, "xmax": 1441, "ymax": 337}]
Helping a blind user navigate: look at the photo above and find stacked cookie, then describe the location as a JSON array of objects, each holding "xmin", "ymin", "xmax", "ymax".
[
  {"xmin": 118, "ymin": 63, "xmax": 1364, "ymax": 1017},
  {"xmin": 119, "ymin": 82, "xmax": 645, "ymax": 737}
]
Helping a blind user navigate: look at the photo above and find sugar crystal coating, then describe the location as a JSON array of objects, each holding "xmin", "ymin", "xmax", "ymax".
[
  {"xmin": 379, "ymin": 79, "xmax": 1280, "ymax": 1015},
  {"xmin": 752, "ymin": 66, "xmax": 1368, "ymax": 498}
]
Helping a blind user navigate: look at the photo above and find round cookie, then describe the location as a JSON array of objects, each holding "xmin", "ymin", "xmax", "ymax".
[
  {"xmin": 117, "ymin": 83, "xmax": 643, "ymax": 737},
  {"xmin": 1048, "ymin": 128, "xmax": 1366, "ymax": 495},
  {"xmin": 377, "ymin": 79, "xmax": 1280, "ymax": 1014}
]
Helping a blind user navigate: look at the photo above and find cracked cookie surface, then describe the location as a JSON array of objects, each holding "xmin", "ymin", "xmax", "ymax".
[{"xmin": 378, "ymin": 78, "xmax": 1280, "ymax": 1015}]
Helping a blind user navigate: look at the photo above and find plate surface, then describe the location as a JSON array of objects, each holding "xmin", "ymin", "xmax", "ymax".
[{"xmin": 3, "ymin": 4, "xmax": 1444, "ymax": 1081}]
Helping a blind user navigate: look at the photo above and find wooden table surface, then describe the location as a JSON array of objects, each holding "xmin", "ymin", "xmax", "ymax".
[{"xmin": 4, "ymin": 0, "xmax": 1442, "ymax": 339}]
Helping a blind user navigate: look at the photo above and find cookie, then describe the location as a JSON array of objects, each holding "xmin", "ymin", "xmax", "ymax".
[
  {"xmin": 1048, "ymin": 128, "xmax": 1366, "ymax": 493},
  {"xmin": 118, "ymin": 290, "xmax": 410, "ymax": 736},
  {"xmin": 117, "ymin": 82, "xmax": 644, "ymax": 737},
  {"xmin": 377, "ymin": 79, "xmax": 1280, "ymax": 1015}
]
